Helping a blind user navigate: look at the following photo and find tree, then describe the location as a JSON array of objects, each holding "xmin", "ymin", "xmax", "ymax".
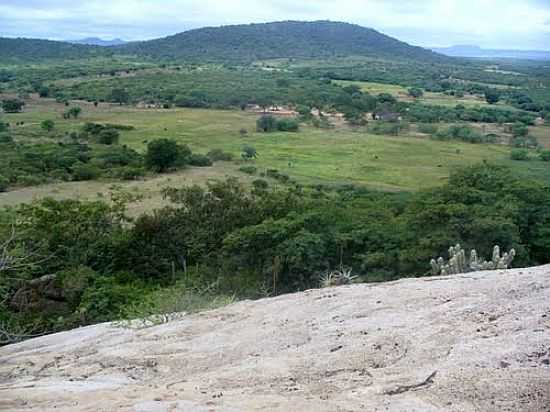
[
  {"xmin": 256, "ymin": 115, "xmax": 277, "ymax": 132},
  {"xmin": 485, "ymin": 90, "xmax": 500, "ymax": 105},
  {"xmin": 63, "ymin": 107, "xmax": 82, "ymax": 119},
  {"xmin": 510, "ymin": 122, "xmax": 529, "ymax": 138},
  {"xmin": 40, "ymin": 120, "xmax": 55, "ymax": 132},
  {"xmin": 110, "ymin": 88, "xmax": 130, "ymax": 105},
  {"xmin": 510, "ymin": 149, "xmax": 529, "ymax": 161},
  {"xmin": 145, "ymin": 138, "xmax": 190, "ymax": 172},
  {"xmin": 38, "ymin": 86, "xmax": 50, "ymax": 98},
  {"xmin": 241, "ymin": 145, "xmax": 258, "ymax": 161},
  {"xmin": 408, "ymin": 88, "xmax": 424, "ymax": 99},
  {"xmin": 2, "ymin": 99, "xmax": 24, "ymax": 113}
]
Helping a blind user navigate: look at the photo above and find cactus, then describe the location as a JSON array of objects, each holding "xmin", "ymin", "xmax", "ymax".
[{"xmin": 430, "ymin": 244, "xmax": 515, "ymax": 276}]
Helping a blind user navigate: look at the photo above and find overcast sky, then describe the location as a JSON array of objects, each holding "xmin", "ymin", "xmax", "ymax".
[{"xmin": 1, "ymin": 0, "xmax": 550, "ymax": 50}]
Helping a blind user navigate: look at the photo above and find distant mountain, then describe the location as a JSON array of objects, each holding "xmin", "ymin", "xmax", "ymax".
[
  {"xmin": 433, "ymin": 45, "xmax": 550, "ymax": 60},
  {"xmin": 70, "ymin": 37, "xmax": 127, "ymax": 46},
  {"xmin": 0, "ymin": 37, "xmax": 108, "ymax": 60},
  {"xmin": 116, "ymin": 21, "xmax": 449, "ymax": 63}
]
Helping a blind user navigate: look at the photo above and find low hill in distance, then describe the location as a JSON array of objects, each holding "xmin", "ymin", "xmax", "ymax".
[
  {"xmin": 0, "ymin": 21, "xmax": 449, "ymax": 63},
  {"xmin": 69, "ymin": 37, "xmax": 127, "ymax": 46},
  {"xmin": 433, "ymin": 44, "xmax": 550, "ymax": 60},
  {"xmin": 118, "ymin": 20, "xmax": 449, "ymax": 63},
  {"xmin": 2, "ymin": 265, "xmax": 549, "ymax": 411}
]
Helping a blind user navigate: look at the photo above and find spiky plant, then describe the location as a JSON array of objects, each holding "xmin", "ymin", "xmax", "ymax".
[
  {"xmin": 430, "ymin": 244, "xmax": 516, "ymax": 276},
  {"xmin": 320, "ymin": 268, "xmax": 357, "ymax": 288}
]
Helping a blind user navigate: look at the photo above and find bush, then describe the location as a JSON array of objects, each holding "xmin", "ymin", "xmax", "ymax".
[
  {"xmin": 0, "ymin": 175, "xmax": 9, "ymax": 192},
  {"xmin": 276, "ymin": 118, "xmax": 300, "ymax": 132},
  {"xmin": 417, "ymin": 123, "xmax": 438, "ymax": 135},
  {"xmin": 370, "ymin": 121, "xmax": 409, "ymax": 136},
  {"xmin": 252, "ymin": 179, "xmax": 269, "ymax": 190},
  {"xmin": 188, "ymin": 154, "xmax": 213, "ymax": 167},
  {"xmin": 256, "ymin": 115, "xmax": 278, "ymax": 132},
  {"xmin": 111, "ymin": 166, "xmax": 145, "ymax": 180},
  {"xmin": 539, "ymin": 150, "xmax": 550, "ymax": 162},
  {"xmin": 72, "ymin": 163, "xmax": 101, "ymax": 181},
  {"xmin": 241, "ymin": 145, "xmax": 258, "ymax": 161},
  {"xmin": 408, "ymin": 88, "xmax": 424, "ymax": 98},
  {"xmin": 510, "ymin": 149, "xmax": 529, "ymax": 161},
  {"xmin": 41, "ymin": 119, "xmax": 55, "ymax": 132},
  {"xmin": 1, "ymin": 99, "xmax": 24, "ymax": 113},
  {"xmin": 207, "ymin": 149, "xmax": 234, "ymax": 161},
  {"xmin": 239, "ymin": 165, "xmax": 257, "ymax": 175},
  {"xmin": 97, "ymin": 128, "xmax": 120, "ymax": 145},
  {"xmin": 434, "ymin": 125, "xmax": 484, "ymax": 143}
]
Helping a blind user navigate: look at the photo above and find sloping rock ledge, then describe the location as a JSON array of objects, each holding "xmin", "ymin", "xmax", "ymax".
[{"xmin": 1, "ymin": 266, "xmax": 549, "ymax": 411}]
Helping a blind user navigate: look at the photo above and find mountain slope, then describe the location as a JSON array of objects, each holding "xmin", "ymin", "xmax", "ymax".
[
  {"xmin": 0, "ymin": 37, "xmax": 108, "ymax": 61},
  {"xmin": 1, "ymin": 265, "xmax": 549, "ymax": 411},
  {"xmin": 117, "ymin": 20, "xmax": 449, "ymax": 63}
]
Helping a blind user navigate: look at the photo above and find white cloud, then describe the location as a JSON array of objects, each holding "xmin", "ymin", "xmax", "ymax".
[{"xmin": 0, "ymin": 0, "xmax": 549, "ymax": 49}]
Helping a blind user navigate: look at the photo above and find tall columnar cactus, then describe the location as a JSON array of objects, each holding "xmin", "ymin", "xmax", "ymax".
[{"xmin": 430, "ymin": 244, "xmax": 516, "ymax": 276}]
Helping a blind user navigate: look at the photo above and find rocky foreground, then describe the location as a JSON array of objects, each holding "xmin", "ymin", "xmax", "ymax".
[{"xmin": 1, "ymin": 266, "xmax": 550, "ymax": 412}]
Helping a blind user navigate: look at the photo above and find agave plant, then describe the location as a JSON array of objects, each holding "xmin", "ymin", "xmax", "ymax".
[{"xmin": 320, "ymin": 268, "xmax": 357, "ymax": 288}]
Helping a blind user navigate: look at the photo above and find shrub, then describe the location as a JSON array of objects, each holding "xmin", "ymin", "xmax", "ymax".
[
  {"xmin": 188, "ymin": 154, "xmax": 213, "ymax": 167},
  {"xmin": 276, "ymin": 118, "xmax": 300, "ymax": 132},
  {"xmin": 0, "ymin": 175, "xmax": 9, "ymax": 192},
  {"xmin": 72, "ymin": 163, "xmax": 101, "ymax": 181},
  {"xmin": 40, "ymin": 119, "xmax": 55, "ymax": 132},
  {"xmin": 257, "ymin": 115, "xmax": 278, "ymax": 132},
  {"xmin": 510, "ymin": 149, "xmax": 529, "ymax": 161},
  {"xmin": 1, "ymin": 99, "xmax": 24, "ymax": 113},
  {"xmin": 239, "ymin": 165, "xmax": 257, "ymax": 175},
  {"xmin": 417, "ymin": 123, "xmax": 438, "ymax": 135},
  {"xmin": 370, "ymin": 121, "xmax": 408, "ymax": 136},
  {"xmin": 511, "ymin": 122, "xmax": 529, "ymax": 138},
  {"xmin": 97, "ymin": 128, "xmax": 120, "ymax": 145},
  {"xmin": 408, "ymin": 88, "xmax": 424, "ymax": 98},
  {"xmin": 207, "ymin": 149, "xmax": 233, "ymax": 161},
  {"xmin": 252, "ymin": 179, "xmax": 269, "ymax": 190},
  {"xmin": 241, "ymin": 145, "xmax": 258, "ymax": 160},
  {"xmin": 111, "ymin": 166, "xmax": 145, "ymax": 180},
  {"xmin": 539, "ymin": 150, "xmax": 550, "ymax": 162}
]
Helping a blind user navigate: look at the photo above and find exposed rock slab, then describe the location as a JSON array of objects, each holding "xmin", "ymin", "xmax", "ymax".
[{"xmin": 1, "ymin": 266, "xmax": 550, "ymax": 411}]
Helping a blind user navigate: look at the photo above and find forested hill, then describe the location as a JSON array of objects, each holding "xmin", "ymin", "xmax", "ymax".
[
  {"xmin": 0, "ymin": 37, "xmax": 109, "ymax": 61},
  {"xmin": 116, "ymin": 21, "xmax": 449, "ymax": 63}
]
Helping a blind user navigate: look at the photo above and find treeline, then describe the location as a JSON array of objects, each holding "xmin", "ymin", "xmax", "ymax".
[{"xmin": 1, "ymin": 163, "xmax": 550, "ymax": 343}]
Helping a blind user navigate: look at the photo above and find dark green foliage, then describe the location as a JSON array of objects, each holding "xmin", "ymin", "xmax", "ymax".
[
  {"xmin": 510, "ymin": 149, "xmax": 530, "ymax": 161},
  {"xmin": 145, "ymin": 138, "xmax": 191, "ymax": 172},
  {"xmin": 540, "ymin": 150, "xmax": 550, "ymax": 162},
  {"xmin": 63, "ymin": 106, "xmax": 81, "ymax": 119},
  {"xmin": 97, "ymin": 128, "xmax": 120, "ymax": 145},
  {"xmin": 434, "ymin": 125, "xmax": 486, "ymax": 143},
  {"xmin": 417, "ymin": 123, "xmax": 439, "ymax": 134},
  {"xmin": 116, "ymin": 21, "xmax": 447, "ymax": 63},
  {"xmin": 2, "ymin": 99, "xmax": 24, "ymax": 113},
  {"xmin": 40, "ymin": 119, "xmax": 55, "ymax": 132},
  {"xmin": 511, "ymin": 122, "xmax": 529, "ymax": 137},
  {"xmin": 0, "ymin": 175, "xmax": 8, "ymax": 192},
  {"xmin": 38, "ymin": 86, "xmax": 50, "ymax": 98},
  {"xmin": 256, "ymin": 115, "xmax": 278, "ymax": 132},
  {"xmin": 241, "ymin": 145, "xmax": 258, "ymax": 160},
  {"xmin": 370, "ymin": 121, "xmax": 409, "ymax": 136},
  {"xmin": 2, "ymin": 163, "xmax": 550, "ymax": 342},
  {"xmin": 485, "ymin": 89, "xmax": 500, "ymax": 104},
  {"xmin": 110, "ymin": 88, "xmax": 130, "ymax": 105},
  {"xmin": 408, "ymin": 87, "xmax": 424, "ymax": 98},
  {"xmin": 510, "ymin": 135, "xmax": 539, "ymax": 149},
  {"xmin": 188, "ymin": 154, "xmax": 213, "ymax": 167},
  {"xmin": 72, "ymin": 163, "xmax": 101, "ymax": 181},
  {"xmin": 207, "ymin": 149, "xmax": 234, "ymax": 161},
  {"xmin": 239, "ymin": 165, "xmax": 257, "ymax": 175},
  {"xmin": 276, "ymin": 118, "xmax": 300, "ymax": 132}
]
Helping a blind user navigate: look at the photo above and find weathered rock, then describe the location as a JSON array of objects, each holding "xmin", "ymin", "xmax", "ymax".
[{"xmin": 1, "ymin": 266, "xmax": 549, "ymax": 411}]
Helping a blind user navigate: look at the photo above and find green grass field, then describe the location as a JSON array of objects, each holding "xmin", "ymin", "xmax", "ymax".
[
  {"xmin": 333, "ymin": 80, "xmax": 518, "ymax": 110},
  {"xmin": 5, "ymin": 98, "xmax": 549, "ymax": 190}
]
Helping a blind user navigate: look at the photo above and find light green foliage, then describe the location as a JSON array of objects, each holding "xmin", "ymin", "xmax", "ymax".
[
  {"xmin": 40, "ymin": 119, "xmax": 55, "ymax": 132},
  {"xmin": 430, "ymin": 244, "xmax": 516, "ymax": 276},
  {"xmin": 510, "ymin": 149, "xmax": 529, "ymax": 161}
]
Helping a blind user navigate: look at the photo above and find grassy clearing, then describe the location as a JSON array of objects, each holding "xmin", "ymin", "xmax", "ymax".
[
  {"xmin": 333, "ymin": 80, "xmax": 518, "ymax": 110},
  {"xmin": 2, "ymin": 98, "xmax": 549, "ymax": 212}
]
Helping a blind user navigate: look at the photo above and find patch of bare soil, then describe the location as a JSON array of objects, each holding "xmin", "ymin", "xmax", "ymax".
[{"xmin": 1, "ymin": 266, "xmax": 549, "ymax": 411}]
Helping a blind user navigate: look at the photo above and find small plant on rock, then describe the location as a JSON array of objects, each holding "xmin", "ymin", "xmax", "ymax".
[{"xmin": 430, "ymin": 244, "xmax": 516, "ymax": 276}]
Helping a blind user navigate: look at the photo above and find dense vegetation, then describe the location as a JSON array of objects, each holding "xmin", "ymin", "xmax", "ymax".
[{"xmin": 1, "ymin": 163, "xmax": 549, "ymax": 344}]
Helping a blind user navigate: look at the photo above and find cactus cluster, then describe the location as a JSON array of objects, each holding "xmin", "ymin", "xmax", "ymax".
[
  {"xmin": 320, "ymin": 268, "xmax": 357, "ymax": 288},
  {"xmin": 430, "ymin": 244, "xmax": 516, "ymax": 276}
]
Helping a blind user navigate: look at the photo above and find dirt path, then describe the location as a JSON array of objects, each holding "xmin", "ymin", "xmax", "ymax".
[{"xmin": 1, "ymin": 266, "xmax": 549, "ymax": 411}]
